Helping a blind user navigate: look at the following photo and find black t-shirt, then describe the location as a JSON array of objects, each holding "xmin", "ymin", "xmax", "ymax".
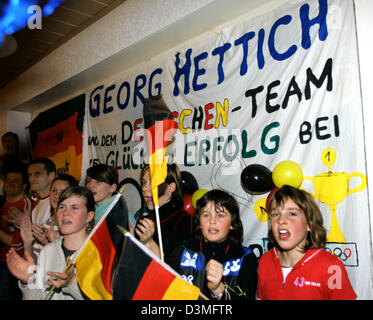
[
  {"xmin": 135, "ymin": 200, "xmax": 193, "ymax": 258},
  {"xmin": 61, "ymin": 240, "xmax": 76, "ymax": 259}
]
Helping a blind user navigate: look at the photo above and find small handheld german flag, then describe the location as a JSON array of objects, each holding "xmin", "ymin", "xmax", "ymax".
[
  {"xmin": 113, "ymin": 226, "xmax": 200, "ymax": 300},
  {"xmin": 74, "ymin": 188, "xmax": 128, "ymax": 300},
  {"xmin": 143, "ymin": 95, "xmax": 178, "ymax": 260},
  {"xmin": 143, "ymin": 95, "xmax": 178, "ymax": 207}
]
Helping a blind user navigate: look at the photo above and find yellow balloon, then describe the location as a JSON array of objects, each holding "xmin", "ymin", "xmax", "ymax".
[
  {"xmin": 272, "ymin": 160, "xmax": 303, "ymax": 188},
  {"xmin": 254, "ymin": 198, "xmax": 269, "ymax": 222},
  {"xmin": 192, "ymin": 189, "xmax": 209, "ymax": 208}
]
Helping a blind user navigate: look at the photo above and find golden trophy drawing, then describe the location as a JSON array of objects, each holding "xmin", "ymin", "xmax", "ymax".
[{"xmin": 302, "ymin": 148, "xmax": 367, "ymax": 243}]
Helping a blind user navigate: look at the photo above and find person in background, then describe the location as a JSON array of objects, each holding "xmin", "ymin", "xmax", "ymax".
[
  {"xmin": 20, "ymin": 174, "xmax": 79, "ymax": 248},
  {"xmin": 257, "ymin": 185, "xmax": 357, "ymax": 300},
  {"xmin": 0, "ymin": 166, "xmax": 36, "ymax": 300},
  {"xmin": 85, "ymin": 163, "xmax": 134, "ymax": 227},
  {"xmin": 167, "ymin": 189, "xmax": 258, "ymax": 300},
  {"xmin": 134, "ymin": 164, "xmax": 193, "ymax": 259},
  {"xmin": 44, "ymin": 174, "xmax": 79, "ymax": 242},
  {"xmin": 0, "ymin": 132, "xmax": 28, "ymax": 195},
  {"xmin": 22, "ymin": 158, "xmax": 56, "ymax": 261},
  {"xmin": 6, "ymin": 186, "xmax": 95, "ymax": 300}
]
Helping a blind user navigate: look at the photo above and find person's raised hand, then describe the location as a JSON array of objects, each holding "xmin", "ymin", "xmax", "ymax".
[
  {"xmin": 5, "ymin": 207, "xmax": 24, "ymax": 229},
  {"xmin": 46, "ymin": 257, "xmax": 75, "ymax": 288},
  {"xmin": 32, "ymin": 224, "xmax": 49, "ymax": 245},
  {"xmin": 43, "ymin": 221, "xmax": 60, "ymax": 242},
  {"xmin": 206, "ymin": 259, "xmax": 225, "ymax": 298},
  {"xmin": 6, "ymin": 248, "xmax": 35, "ymax": 283},
  {"xmin": 135, "ymin": 217, "xmax": 155, "ymax": 244},
  {"xmin": 20, "ymin": 214, "xmax": 34, "ymax": 245}
]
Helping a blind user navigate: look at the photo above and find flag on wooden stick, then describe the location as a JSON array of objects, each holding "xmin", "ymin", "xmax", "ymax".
[
  {"xmin": 143, "ymin": 95, "xmax": 178, "ymax": 260},
  {"xmin": 143, "ymin": 95, "xmax": 178, "ymax": 207},
  {"xmin": 74, "ymin": 189, "xmax": 128, "ymax": 300},
  {"xmin": 113, "ymin": 227, "xmax": 200, "ymax": 300}
]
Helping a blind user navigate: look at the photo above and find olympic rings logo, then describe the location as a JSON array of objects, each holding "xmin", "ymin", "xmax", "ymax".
[{"xmin": 326, "ymin": 247, "xmax": 352, "ymax": 261}]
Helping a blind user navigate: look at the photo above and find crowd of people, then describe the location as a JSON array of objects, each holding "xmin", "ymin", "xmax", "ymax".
[{"xmin": 0, "ymin": 131, "xmax": 357, "ymax": 300}]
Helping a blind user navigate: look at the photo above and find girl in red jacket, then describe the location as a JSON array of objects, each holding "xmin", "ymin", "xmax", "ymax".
[{"xmin": 257, "ymin": 185, "xmax": 356, "ymax": 300}]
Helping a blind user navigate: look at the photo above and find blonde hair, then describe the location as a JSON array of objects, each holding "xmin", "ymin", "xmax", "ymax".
[{"xmin": 267, "ymin": 185, "xmax": 326, "ymax": 252}]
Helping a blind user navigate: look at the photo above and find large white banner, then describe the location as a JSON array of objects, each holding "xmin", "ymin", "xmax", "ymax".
[{"xmin": 83, "ymin": 0, "xmax": 373, "ymax": 298}]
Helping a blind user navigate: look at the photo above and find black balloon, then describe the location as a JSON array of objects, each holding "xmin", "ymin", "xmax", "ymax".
[
  {"xmin": 180, "ymin": 171, "xmax": 199, "ymax": 195},
  {"xmin": 241, "ymin": 164, "xmax": 275, "ymax": 194}
]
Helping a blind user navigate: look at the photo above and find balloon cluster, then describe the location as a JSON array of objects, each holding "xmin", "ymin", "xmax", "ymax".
[
  {"xmin": 181, "ymin": 160, "xmax": 303, "ymax": 216},
  {"xmin": 179, "ymin": 171, "xmax": 208, "ymax": 216},
  {"xmin": 241, "ymin": 160, "xmax": 303, "ymax": 195}
]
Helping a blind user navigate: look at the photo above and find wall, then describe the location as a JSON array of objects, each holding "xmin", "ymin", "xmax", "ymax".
[{"xmin": 0, "ymin": 0, "xmax": 372, "ymax": 243}]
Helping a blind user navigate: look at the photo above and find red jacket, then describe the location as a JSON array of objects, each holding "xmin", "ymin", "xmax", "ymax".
[{"xmin": 257, "ymin": 247, "xmax": 357, "ymax": 300}]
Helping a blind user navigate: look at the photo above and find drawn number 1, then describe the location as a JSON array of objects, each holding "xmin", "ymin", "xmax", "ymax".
[
  {"xmin": 321, "ymin": 148, "xmax": 336, "ymax": 171},
  {"xmin": 325, "ymin": 151, "xmax": 330, "ymax": 162}
]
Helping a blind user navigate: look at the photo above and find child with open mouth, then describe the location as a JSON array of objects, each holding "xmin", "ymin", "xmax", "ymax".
[{"xmin": 257, "ymin": 185, "xmax": 356, "ymax": 300}]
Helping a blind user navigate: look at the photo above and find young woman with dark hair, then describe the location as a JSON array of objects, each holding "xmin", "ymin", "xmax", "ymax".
[
  {"xmin": 134, "ymin": 163, "xmax": 192, "ymax": 259},
  {"xmin": 86, "ymin": 164, "xmax": 119, "ymax": 223}
]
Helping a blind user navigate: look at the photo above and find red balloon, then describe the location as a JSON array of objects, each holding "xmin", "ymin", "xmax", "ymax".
[{"xmin": 183, "ymin": 194, "xmax": 195, "ymax": 216}]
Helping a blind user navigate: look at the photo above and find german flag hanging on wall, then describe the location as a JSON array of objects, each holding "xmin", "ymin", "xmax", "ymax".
[
  {"xmin": 143, "ymin": 95, "xmax": 178, "ymax": 206},
  {"xmin": 113, "ymin": 231, "xmax": 200, "ymax": 300},
  {"xmin": 28, "ymin": 94, "xmax": 85, "ymax": 181},
  {"xmin": 75, "ymin": 195, "xmax": 128, "ymax": 300}
]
